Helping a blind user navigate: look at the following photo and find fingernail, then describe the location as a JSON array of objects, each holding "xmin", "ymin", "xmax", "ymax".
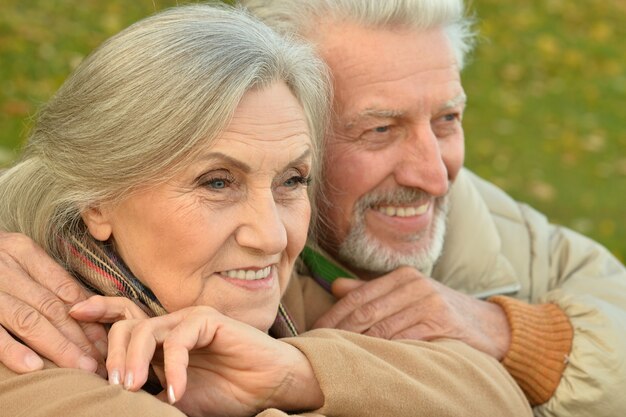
[
  {"xmin": 109, "ymin": 368, "xmax": 121, "ymax": 385},
  {"xmin": 24, "ymin": 353, "xmax": 44, "ymax": 371},
  {"xmin": 167, "ymin": 384, "xmax": 176, "ymax": 404},
  {"xmin": 78, "ymin": 355, "xmax": 98, "ymax": 373},
  {"xmin": 124, "ymin": 371, "xmax": 134, "ymax": 390}
]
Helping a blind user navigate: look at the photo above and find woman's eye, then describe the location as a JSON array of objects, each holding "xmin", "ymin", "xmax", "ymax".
[
  {"xmin": 283, "ymin": 175, "xmax": 310, "ymax": 188},
  {"xmin": 200, "ymin": 175, "xmax": 233, "ymax": 190},
  {"xmin": 206, "ymin": 178, "xmax": 228, "ymax": 189}
]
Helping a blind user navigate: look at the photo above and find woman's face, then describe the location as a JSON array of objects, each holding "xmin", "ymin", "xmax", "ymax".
[{"xmin": 83, "ymin": 82, "xmax": 313, "ymax": 331}]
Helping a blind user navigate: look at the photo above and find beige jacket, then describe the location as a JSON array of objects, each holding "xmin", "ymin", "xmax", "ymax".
[
  {"xmin": 305, "ymin": 168, "xmax": 623, "ymax": 417},
  {"xmin": 443, "ymin": 169, "xmax": 626, "ymax": 417},
  {"xmin": 0, "ymin": 305, "xmax": 532, "ymax": 416},
  {"xmin": 279, "ymin": 279, "xmax": 532, "ymax": 416},
  {"xmin": 0, "ymin": 322, "xmax": 531, "ymax": 417},
  {"xmin": 0, "ymin": 266, "xmax": 532, "ymax": 416}
]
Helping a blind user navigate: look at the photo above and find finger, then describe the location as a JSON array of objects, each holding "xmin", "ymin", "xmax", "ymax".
[
  {"xmin": 0, "ymin": 232, "xmax": 90, "ymax": 305},
  {"xmin": 330, "ymin": 278, "xmax": 365, "ymax": 299},
  {"xmin": 28, "ymin": 288, "xmax": 106, "ymax": 367},
  {"xmin": 77, "ymin": 320, "xmax": 109, "ymax": 377},
  {"xmin": 122, "ymin": 315, "xmax": 183, "ymax": 392},
  {"xmin": 162, "ymin": 335, "xmax": 191, "ymax": 405},
  {"xmin": 161, "ymin": 313, "xmax": 221, "ymax": 404},
  {"xmin": 70, "ymin": 295, "xmax": 149, "ymax": 323},
  {"xmin": 106, "ymin": 320, "xmax": 137, "ymax": 386},
  {"xmin": 0, "ymin": 326, "xmax": 44, "ymax": 373},
  {"xmin": 314, "ymin": 271, "xmax": 415, "ymax": 329},
  {"xmin": 364, "ymin": 304, "xmax": 426, "ymax": 339},
  {"xmin": 0, "ymin": 258, "xmax": 105, "ymax": 368},
  {"xmin": 335, "ymin": 284, "xmax": 425, "ymax": 335},
  {"xmin": 78, "ymin": 320, "xmax": 109, "ymax": 358},
  {"xmin": 0, "ymin": 291, "xmax": 99, "ymax": 373},
  {"xmin": 391, "ymin": 322, "xmax": 438, "ymax": 341}
]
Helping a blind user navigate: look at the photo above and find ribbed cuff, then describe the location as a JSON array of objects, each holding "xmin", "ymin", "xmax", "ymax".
[{"xmin": 488, "ymin": 296, "xmax": 573, "ymax": 405}]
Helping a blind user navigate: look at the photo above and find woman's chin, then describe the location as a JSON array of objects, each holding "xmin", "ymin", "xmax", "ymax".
[{"xmin": 238, "ymin": 308, "xmax": 280, "ymax": 333}]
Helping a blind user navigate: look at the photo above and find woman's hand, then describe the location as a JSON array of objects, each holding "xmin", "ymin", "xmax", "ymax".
[
  {"xmin": 106, "ymin": 306, "xmax": 324, "ymax": 417},
  {"xmin": 69, "ymin": 295, "xmax": 150, "ymax": 323}
]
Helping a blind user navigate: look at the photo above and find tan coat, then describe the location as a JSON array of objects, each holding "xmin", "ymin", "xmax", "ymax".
[
  {"xmin": 0, "ymin": 307, "xmax": 532, "ymax": 416},
  {"xmin": 279, "ymin": 276, "xmax": 532, "ymax": 416},
  {"xmin": 444, "ymin": 169, "xmax": 626, "ymax": 417},
  {"xmin": 0, "ymin": 257, "xmax": 532, "ymax": 416},
  {"xmin": 296, "ymin": 168, "xmax": 626, "ymax": 417}
]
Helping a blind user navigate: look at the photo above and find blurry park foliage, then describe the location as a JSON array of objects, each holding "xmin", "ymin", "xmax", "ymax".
[{"xmin": 0, "ymin": 0, "xmax": 624, "ymax": 261}]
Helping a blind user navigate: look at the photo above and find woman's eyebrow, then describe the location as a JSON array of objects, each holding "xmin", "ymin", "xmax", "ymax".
[
  {"xmin": 202, "ymin": 152, "xmax": 252, "ymax": 173},
  {"xmin": 201, "ymin": 148, "xmax": 312, "ymax": 173}
]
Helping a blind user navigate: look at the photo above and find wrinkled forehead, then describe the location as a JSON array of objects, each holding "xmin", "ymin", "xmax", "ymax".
[{"xmin": 316, "ymin": 25, "xmax": 460, "ymax": 115}]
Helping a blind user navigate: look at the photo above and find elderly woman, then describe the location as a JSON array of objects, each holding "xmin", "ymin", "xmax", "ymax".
[
  {"xmin": 0, "ymin": 4, "xmax": 532, "ymax": 417},
  {"xmin": 0, "ymin": 4, "xmax": 328, "ymax": 416}
]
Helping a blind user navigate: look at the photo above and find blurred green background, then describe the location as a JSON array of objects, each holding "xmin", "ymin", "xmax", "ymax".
[{"xmin": 0, "ymin": 0, "xmax": 624, "ymax": 261}]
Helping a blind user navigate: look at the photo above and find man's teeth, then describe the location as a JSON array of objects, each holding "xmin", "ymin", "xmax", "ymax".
[
  {"xmin": 376, "ymin": 203, "xmax": 428, "ymax": 217},
  {"xmin": 223, "ymin": 266, "xmax": 272, "ymax": 280}
]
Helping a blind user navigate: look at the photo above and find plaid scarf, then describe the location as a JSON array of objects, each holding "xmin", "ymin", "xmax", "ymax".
[{"xmin": 61, "ymin": 234, "xmax": 298, "ymax": 337}]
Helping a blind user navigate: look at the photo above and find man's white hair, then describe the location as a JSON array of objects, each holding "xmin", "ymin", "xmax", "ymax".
[{"xmin": 238, "ymin": 0, "xmax": 475, "ymax": 69}]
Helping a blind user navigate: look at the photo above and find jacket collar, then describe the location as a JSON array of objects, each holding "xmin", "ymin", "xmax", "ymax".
[{"xmin": 432, "ymin": 168, "xmax": 520, "ymax": 298}]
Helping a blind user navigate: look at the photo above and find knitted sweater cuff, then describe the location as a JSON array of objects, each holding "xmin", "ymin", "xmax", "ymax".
[{"xmin": 488, "ymin": 296, "xmax": 573, "ymax": 405}]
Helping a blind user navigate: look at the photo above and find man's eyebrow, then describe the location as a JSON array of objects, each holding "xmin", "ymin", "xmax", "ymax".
[
  {"xmin": 441, "ymin": 93, "xmax": 467, "ymax": 111},
  {"xmin": 345, "ymin": 109, "xmax": 404, "ymax": 130}
]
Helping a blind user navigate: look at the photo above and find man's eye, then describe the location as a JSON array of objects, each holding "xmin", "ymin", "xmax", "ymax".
[
  {"xmin": 373, "ymin": 125, "xmax": 390, "ymax": 133},
  {"xmin": 442, "ymin": 113, "xmax": 459, "ymax": 122}
]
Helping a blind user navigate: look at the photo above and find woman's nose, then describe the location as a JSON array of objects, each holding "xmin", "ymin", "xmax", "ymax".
[{"xmin": 234, "ymin": 192, "xmax": 288, "ymax": 255}]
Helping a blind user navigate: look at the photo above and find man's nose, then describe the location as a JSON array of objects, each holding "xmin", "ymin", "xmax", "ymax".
[
  {"xmin": 393, "ymin": 124, "xmax": 449, "ymax": 196},
  {"xmin": 234, "ymin": 192, "xmax": 288, "ymax": 255}
]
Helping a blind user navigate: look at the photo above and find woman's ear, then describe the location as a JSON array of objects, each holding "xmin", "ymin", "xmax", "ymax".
[{"xmin": 81, "ymin": 206, "xmax": 113, "ymax": 242}]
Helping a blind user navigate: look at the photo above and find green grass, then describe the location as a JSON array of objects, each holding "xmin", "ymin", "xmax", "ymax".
[
  {"xmin": 1, "ymin": 0, "xmax": 624, "ymax": 261},
  {"xmin": 462, "ymin": 0, "xmax": 625, "ymax": 261}
]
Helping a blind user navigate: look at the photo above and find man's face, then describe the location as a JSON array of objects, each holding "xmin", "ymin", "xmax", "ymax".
[{"xmin": 315, "ymin": 23, "xmax": 466, "ymax": 278}]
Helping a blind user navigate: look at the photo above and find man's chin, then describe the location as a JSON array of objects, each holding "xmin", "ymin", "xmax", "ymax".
[
  {"xmin": 337, "ymin": 233, "xmax": 439, "ymax": 277},
  {"xmin": 330, "ymin": 190, "xmax": 450, "ymax": 277},
  {"xmin": 336, "ymin": 209, "xmax": 448, "ymax": 276}
]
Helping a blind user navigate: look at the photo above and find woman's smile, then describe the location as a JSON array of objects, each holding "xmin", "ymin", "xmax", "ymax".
[{"xmin": 219, "ymin": 265, "xmax": 277, "ymax": 290}]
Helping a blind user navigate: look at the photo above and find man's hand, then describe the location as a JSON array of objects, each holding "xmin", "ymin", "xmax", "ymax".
[
  {"xmin": 313, "ymin": 266, "xmax": 511, "ymax": 360},
  {"xmin": 0, "ymin": 232, "xmax": 107, "ymax": 374}
]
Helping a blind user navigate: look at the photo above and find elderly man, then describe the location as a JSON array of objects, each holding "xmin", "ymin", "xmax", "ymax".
[
  {"xmin": 0, "ymin": 0, "xmax": 624, "ymax": 416},
  {"xmin": 241, "ymin": 0, "xmax": 626, "ymax": 415}
]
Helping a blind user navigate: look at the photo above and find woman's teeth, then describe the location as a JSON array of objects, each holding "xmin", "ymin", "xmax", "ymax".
[
  {"xmin": 376, "ymin": 203, "xmax": 429, "ymax": 217},
  {"xmin": 222, "ymin": 266, "xmax": 272, "ymax": 280}
]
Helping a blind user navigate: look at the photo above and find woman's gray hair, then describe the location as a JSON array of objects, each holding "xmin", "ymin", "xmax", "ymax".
[
  {"xmin": 238, "ymin": 0, "xmax": 476, "ymax": 69},
  {"xmin": 0, "ymin": 3, "xmax": 330, "ymax": 264}
]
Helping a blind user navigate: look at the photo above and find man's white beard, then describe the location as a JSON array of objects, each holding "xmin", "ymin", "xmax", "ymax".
[{"xmin": 336, "ymin": 188, "xmax": 449, "ymax": 276}]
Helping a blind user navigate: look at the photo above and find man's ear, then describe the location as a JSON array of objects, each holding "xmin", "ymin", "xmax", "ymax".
[{"xmin": 81, "ymin": 206, "xmax": 113, "ymax": 242}]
